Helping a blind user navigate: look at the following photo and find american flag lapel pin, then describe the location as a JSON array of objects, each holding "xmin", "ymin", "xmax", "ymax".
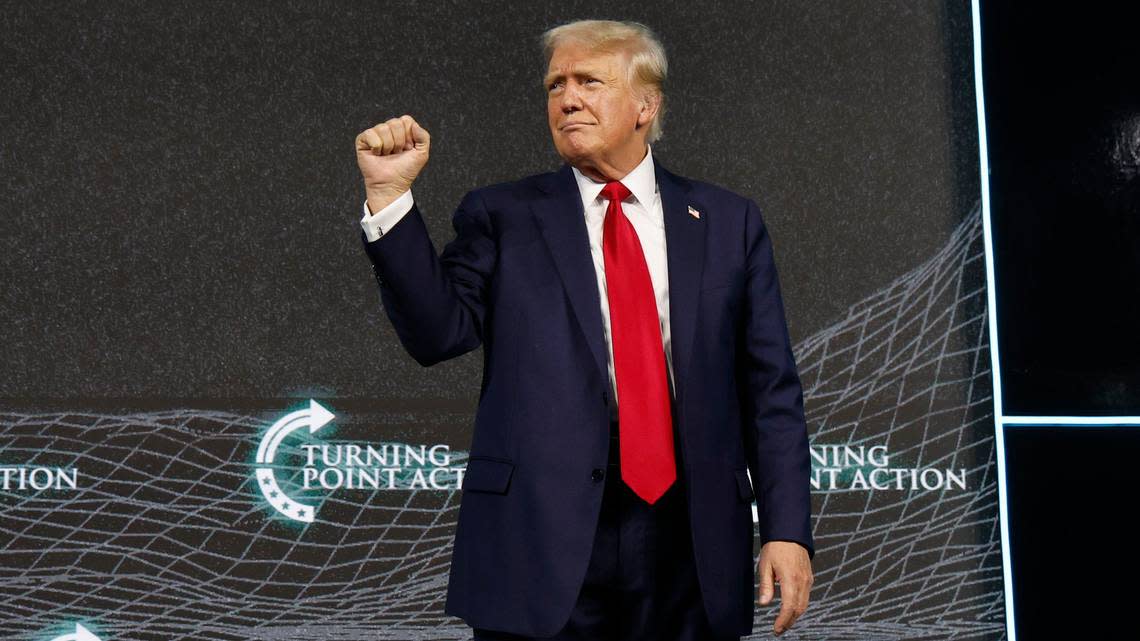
[{"xmin": 687, "ymin": 205, "xmax": 701, "ymax": 219}]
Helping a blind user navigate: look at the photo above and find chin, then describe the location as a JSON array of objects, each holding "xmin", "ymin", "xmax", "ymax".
[{"xmin": 554, "ymin": 136, "xmax": 596, "ymax": 164}]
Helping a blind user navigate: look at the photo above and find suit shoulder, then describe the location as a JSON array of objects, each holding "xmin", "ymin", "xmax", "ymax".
[{"xmin": 683, "ymin": 175, "xmax": 755, "ymax": 213}]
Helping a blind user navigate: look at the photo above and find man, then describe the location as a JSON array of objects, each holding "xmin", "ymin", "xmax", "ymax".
[{"xmin": 354, "ymin": 19, "xmax": 813, "ymax": 641}]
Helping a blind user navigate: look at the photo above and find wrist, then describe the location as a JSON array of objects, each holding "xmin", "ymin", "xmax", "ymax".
[{"xmin": 365, "ymin": 186, "xmax": 410, "ymax": 215}]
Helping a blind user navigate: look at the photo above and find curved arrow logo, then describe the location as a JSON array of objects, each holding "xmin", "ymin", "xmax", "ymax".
[
  {"xmin": 50, "ymin": 624, "xmax": 101, "ymax": 641},
  {"xmin": 255, "ymin": 399, "xmax": 335, "ymax": 523}
]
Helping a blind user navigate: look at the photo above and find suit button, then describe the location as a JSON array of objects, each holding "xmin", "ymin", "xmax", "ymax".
[{"xmin": 591, "ymin": 468, "xmax": 605, "ymax": 482}]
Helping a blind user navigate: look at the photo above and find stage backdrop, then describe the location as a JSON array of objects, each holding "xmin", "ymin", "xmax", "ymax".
[{"xmin": 1, "ymin": 2, "xmax": 1000, "ymax": 640}]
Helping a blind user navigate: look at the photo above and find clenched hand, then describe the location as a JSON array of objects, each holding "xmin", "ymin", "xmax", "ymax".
[{"xmin": 355, "ymin": 114, "xmax": 431, "ymax": 214}]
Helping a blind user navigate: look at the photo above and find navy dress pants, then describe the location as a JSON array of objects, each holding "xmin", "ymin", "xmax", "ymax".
[{"xmin": 472, "ymin": 420, "xmax": 739, "ymax": 641}]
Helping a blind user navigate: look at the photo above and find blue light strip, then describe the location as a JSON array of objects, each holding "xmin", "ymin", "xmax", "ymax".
[
  {"xmin": 1002, "ymin": 416, "xmax": 1140, "ymax": 426},
  {"xmin": 969, "ymin": 3, "xmax": 1016, "ymax": 640}
]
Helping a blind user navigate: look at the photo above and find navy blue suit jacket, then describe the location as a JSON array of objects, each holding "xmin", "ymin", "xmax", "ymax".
[{"xmin": 360, "ymin": 158, "xmax": 813, "ymax": 638}]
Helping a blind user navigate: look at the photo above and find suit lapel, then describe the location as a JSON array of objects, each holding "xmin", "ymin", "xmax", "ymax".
[
  {"xmin": 657, "ymin": 161, "xmax": 705, "ymax": 402},
  {"xmin": 532, "ymin": 164, "xmax": 611, "ymax": 387},
  {"xmin": 531, "ymin": 159, "xmax": 705, "ymax": 404}
]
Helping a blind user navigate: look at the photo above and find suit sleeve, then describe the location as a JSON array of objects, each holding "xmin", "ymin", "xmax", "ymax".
[
  {"xmin": 736, "ymin": 197, "xmax": 815, "ymax": 560},
  {"xmin": 359, "ymin": 189, "xmax": 496, "ymax": 367}
]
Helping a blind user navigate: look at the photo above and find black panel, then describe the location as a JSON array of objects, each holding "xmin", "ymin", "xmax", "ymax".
[
  {"xmin": 1003, "ymin": 425, "xmax": 1140, "ymax": 637},
  {"xmin": 982, "ymin": 3, "xmax": 1140, "ymax": 414}
]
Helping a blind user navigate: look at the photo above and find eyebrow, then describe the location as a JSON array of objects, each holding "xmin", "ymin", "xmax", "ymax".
[{"xmin": 542, "ymin": 68, "xmax": 601, "ymax": 87}]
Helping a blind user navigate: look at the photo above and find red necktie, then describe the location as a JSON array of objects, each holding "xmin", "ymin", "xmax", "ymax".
[{"xmin": 600, "ymin": 180, "xmax": 676, "ymax": 505}]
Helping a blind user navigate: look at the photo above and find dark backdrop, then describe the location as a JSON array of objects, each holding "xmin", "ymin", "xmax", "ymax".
[{"xmin": 1, "ymin": 0, "xmax": 979, "ymax": 410}]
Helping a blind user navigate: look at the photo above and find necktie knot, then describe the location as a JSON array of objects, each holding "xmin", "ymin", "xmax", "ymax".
[{"xmin": 601, "ymin": 180, "xmax": 631, "ymax": 204}]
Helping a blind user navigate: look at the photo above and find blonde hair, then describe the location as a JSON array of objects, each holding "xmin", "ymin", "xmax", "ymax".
[{"xmin": 540, "ymin": 19, "xmax": 668, "ymax": 143}]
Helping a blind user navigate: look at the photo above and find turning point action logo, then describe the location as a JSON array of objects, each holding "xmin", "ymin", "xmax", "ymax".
[
  {"xmin": 810, "ymin": 444, "xmax": 967, "ymax": 491},
  {"xmin": 255, "ymin": 399, "xmax": 463, "ymax": 523},
  {"xmin": 254, "ymin": 399, "xmax": 335, "ymax": 523}
]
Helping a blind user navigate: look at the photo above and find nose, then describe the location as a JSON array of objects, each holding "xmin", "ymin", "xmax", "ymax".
[{"xmin": 560, "ymin": 83, "xmax": 583, "ymax": 113}]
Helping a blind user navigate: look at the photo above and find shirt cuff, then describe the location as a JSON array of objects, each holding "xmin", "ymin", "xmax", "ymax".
[{"xmin": 360, "ymin": 189, "xmax": 414, "ymax": 242}]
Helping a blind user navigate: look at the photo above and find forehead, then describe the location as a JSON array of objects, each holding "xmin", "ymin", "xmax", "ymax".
[{"xmin": 545, "ymin": 42, "xmax": 625, "ymax": 76}]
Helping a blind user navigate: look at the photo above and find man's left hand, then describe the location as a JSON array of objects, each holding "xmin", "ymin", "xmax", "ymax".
[{"xmin": 757, "ymin": 540, "xmax": 813, "ymax": 636}]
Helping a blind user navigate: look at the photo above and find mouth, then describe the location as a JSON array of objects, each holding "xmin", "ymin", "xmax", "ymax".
[{"xmin": 560, "ymin": 122, "xmax": 592, "ymax": 131}]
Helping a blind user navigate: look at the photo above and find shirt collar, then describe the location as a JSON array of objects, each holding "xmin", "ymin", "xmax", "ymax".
[{"xmin": 570, "ymin": 144, "xmax": 658, "ymax": 212}]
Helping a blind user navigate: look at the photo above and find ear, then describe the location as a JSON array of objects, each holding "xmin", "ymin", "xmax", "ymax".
[{"xmin": 636, "ymin": 91, "xmax": 662, "ymax": 130}]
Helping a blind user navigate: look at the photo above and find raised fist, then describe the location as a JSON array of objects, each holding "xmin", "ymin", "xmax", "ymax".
[{"xmin": 355, "ymin": 114, "xmax": 431, "ymax": 213}]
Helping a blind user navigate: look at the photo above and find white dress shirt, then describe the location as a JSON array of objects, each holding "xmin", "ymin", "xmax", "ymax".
[{"xmin": 360, "ymin": 145, "xmax": 675, "ymax": 419}]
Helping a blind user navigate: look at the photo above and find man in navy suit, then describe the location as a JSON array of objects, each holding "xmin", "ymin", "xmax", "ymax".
[{"xmin": 354, "ymin": 19, "xmax": 813, "ymax": 641}]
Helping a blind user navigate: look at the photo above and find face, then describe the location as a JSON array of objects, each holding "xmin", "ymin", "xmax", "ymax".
[{"xmin": 545, "ymin": 41, "xmax": 656, "ymax": 170}]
